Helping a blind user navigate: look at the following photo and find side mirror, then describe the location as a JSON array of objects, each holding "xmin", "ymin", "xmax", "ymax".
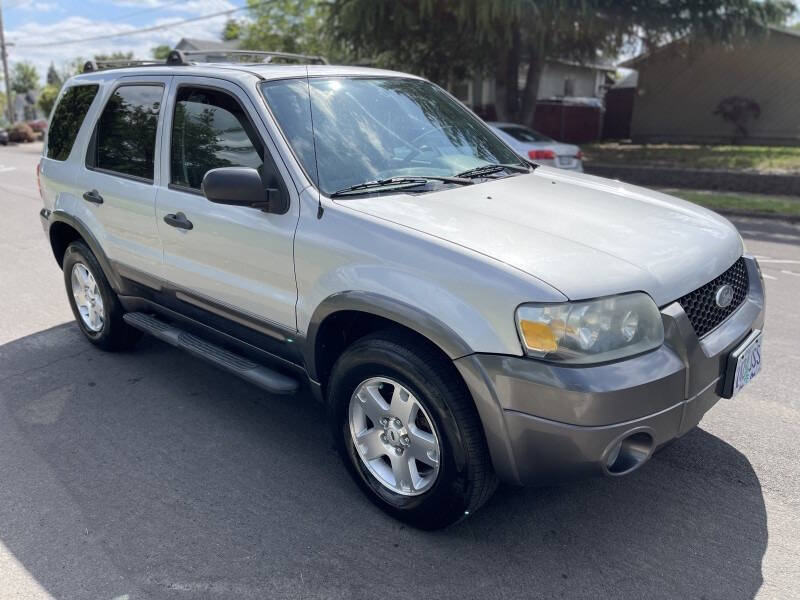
[{"xmin": 201, "ymin": 166, "xmax": 288, "ymax": 214}]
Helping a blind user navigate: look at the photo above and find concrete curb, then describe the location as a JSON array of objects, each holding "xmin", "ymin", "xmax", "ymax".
[
  {"xmin": 713, "ymin": 208, "xmax": 800, "ymax": 224},
  {"xmin": 585, "ymin": 163, "xmax": 800, "ymax": 196}
]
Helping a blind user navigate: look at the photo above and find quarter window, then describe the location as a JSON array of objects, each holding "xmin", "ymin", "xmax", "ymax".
[
  {"xmin": 46, "ymin": 84, "xmax": 99, "ymax": 161},
  {"xmin": 170, "ymin": 87, "xmax": 263, "ymax": 190},
  {"xmin": 88, "ymin": 85, "xmax": 162, "ymax": 181}
]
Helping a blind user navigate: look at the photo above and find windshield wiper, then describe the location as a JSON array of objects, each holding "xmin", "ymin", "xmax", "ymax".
[
  {"xmin": 330, "ymin": 175, "xmax": 473, "ymax": 198},
  {"xmin": 456, "ymin": 163, "xmax": 532, "ymax": 179}
]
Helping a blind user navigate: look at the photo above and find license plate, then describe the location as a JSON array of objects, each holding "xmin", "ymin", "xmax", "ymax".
[
  {"xmin": 558, "ymin": 156, "xmax": 572, "ymax": 166},
  {"xmin": 723, "ymin": 331, "xmax": 763, "ymax": 398}
]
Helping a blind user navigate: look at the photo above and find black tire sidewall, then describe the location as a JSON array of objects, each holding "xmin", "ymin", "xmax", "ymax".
[{"xmin": 329, "ymin": 338, "xmax": 474, "ymax": 528}]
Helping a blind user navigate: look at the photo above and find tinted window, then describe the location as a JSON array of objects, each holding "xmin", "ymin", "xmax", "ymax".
[
  {"xmin": 46, "ymin": 85, "xmax": 98, "ymax": 161},
  {"xmin": 500, "ymin": 126, "xmax": 552, "ymax": 143},
  {"xmin": 90, "ymin": 85, "xmax": 162, "ymax": 180},
  {"xmin": 170, "ymin": 87, "xmax": 263, "ymax": 190}
]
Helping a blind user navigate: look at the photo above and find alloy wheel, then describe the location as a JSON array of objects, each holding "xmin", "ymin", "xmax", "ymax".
[
  {"xmin": 70, "ymin": 262, "xmax": 105, "ymax": 332},
  {"xmin": 348, "ymin": 376, "xmax": 441, "ymax": 496}
]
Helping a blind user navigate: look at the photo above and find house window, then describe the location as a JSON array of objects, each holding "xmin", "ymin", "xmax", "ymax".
[{"xmin": 564, "ymin": 77, "xmax": 575, "ymax": 97}]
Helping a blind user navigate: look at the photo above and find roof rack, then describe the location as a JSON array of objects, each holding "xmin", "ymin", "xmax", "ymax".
[
  {"xmin": 82, "ymin": 49, "xmax": 328, "ymax": 73},
  {"xmin": 172, "ymin": 49, "xmax": 329, "ymax": 65},
  {"xmin": 83, "ymin": 59, "xmax": 165, "ymax": 73}
]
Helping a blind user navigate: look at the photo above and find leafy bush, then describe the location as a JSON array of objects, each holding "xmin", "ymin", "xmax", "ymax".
[
  {"xmin": 713, "ymin": 97, "xmax": 761, "ymax": 141},
  {"xmin": 8, "ymin": 122, "xmax": 35, "ymax": 143}
]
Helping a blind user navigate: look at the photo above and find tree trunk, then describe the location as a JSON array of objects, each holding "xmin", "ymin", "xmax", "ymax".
[
  {"xmin": 494, "ymin": 27, "xmax": 520, "ymax": 122},
  {"xmin": 519, "ymin": 52, "xmax": 545, "ymax": 127}
]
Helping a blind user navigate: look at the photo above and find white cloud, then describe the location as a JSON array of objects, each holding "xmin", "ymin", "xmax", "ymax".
[
  {"xmin": 17, "ymin": 1, "xmax": 64, "ymax": 12},
  {"xmin": 5, "ymin": 1, "xmax": 237, "ymax": 85}
]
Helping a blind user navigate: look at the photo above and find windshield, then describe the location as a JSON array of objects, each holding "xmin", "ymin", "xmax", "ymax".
[{"xmin": 260, "ymin": 77, "xmax": 526, "ymax": 196}]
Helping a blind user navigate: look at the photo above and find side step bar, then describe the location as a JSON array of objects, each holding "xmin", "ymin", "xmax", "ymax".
[{"xmin": 123, "ymin": 312, "xmax": 299, "ymax": 395}]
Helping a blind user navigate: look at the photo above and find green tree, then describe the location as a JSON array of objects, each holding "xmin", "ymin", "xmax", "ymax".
[
  {"xmin": 62, "ymin": 57, "xmax": 86, "ymax": 79},
  {"xmin": 222, "ymin": 18, "xmax": 242, "ymax": 41},
  {"xmin": 240, "ymin": 0, "xmax": 329, "ymax": 56},
  {"xmin": 46, "ymin": 62, "xmax": 62, "ymax": 88},
  {"xmin": 94, "ymin": 51, "xmax": 134, "ymax": 62},
  {"xmin": 151, "ymin": 45, "xmax": 171, "ymax": 60},
  {"xmin": 329, "ymin": 0, "xmax": 795, "ymax": 124},
  {"xmin": 38, "ymin": 84, "xmax": 60, "ymax": 116},
  {"xmin": 11, "ymin": 61, "xmax": 40, "ymax": 94}
]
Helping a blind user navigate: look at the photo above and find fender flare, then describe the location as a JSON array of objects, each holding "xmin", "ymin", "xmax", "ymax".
[
  {"xmin": 47, "ymin": 210, "xmax": 124, "ymax": 293},
  {"xmin": 304, "ymin": 291, "xmax": 474, "ymax": 382}
]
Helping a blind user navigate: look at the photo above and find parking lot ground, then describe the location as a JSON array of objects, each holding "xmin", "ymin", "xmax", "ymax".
[{"xmin": 1, "ymin": 143, "xmax": 799, "ymax": 599}]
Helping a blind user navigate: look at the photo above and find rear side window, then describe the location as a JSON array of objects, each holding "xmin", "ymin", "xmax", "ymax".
[
  {"xmin": 46, "ymin": 84, "xmax": 98, "ymax": 161},
  {"xmin": 87, "ymin": 85, "xmax": 162, "ymax": 181},
  {"xmin": 500, "ymin": 126, "xmax": 552, "ymax": 142},
  {"xmin": 170, "ymin": 87, "xmax": 263, "ymax": 190}
]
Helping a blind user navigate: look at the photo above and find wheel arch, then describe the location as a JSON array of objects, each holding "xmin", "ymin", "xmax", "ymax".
[
  {"xmin": 47, "ymin": 212, "xmax": 123, "ymax": 292},
  {"xmin": 305, "ymin": 291, "xmax": 473, "ymax": 388}
]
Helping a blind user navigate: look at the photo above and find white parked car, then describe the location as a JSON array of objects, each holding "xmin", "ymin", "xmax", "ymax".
[
  {"xmin": 38, "ymin": 53, "xmax": 764, "ymax": 529},
  {"xmin": 488, "ymin": 122, "xmax": 583, "ymax": 171}
]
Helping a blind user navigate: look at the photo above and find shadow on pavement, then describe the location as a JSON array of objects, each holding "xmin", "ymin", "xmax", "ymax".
[{"xmin": 0, "ymin": 323, "xmax": 767, "ymax": 600}]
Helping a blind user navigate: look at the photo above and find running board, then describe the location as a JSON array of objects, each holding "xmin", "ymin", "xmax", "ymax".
[{"xmin": 123, "ymin": 312, "xmax": 299, "ymax": 395}]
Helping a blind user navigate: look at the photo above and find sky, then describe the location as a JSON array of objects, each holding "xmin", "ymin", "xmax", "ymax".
[{"xmin": 2, "ymin": 0, "xmax": 248, "ymax": 84}]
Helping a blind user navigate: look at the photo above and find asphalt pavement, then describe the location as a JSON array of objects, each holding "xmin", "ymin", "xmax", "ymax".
[{"xmin": 1, "ymin": 142, "xmax": 798, "ymax": 600}]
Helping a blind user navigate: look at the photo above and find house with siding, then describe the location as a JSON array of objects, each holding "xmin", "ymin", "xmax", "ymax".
[
  {"xmin": 451, "ymin": 59, "xmax": 614, "ymax": 142},
  {"xmin": 174, "ymin": 38, "xmax": 240, "ymax": 62},
  {"xmin": 452, "ymin": 59, "xmax": 614, "ymax": 116},
  {"xmin": 624, "ymin": 27, "xmax": 800, "ymax": 146}
]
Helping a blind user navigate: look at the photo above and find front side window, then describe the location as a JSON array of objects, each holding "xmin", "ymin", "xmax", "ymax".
[
  {"xmin": 261, "ymin": 77, "xmax": 524, "ymax": 196},
  {"xmin": 47, "ymin": 84, "xmax": 99, "ymax": 161},
  {"xmin": 170, "ymin": 87, "xmax": 263, "ymax": 190},
  {"xmin": 89, "ymin": 85, "xmax": 162, "ymax": 180}
]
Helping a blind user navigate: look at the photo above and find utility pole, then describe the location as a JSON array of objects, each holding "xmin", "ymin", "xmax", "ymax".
[{"xmin": 0, "ymin": 1, "xmax": 13, "ymax": 125}]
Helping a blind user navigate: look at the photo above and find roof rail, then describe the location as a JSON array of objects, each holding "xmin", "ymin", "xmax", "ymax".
[
  {"xmin": 176, "ymin": 49, "xmax": 329, "ymax": 65},
  {"xmin": 83, "ymin": 59, "xmax": 166, "ymax": 73},
  {"xmin": 81, "ymin": 48, "xmax": 329, "ymax": 74}
]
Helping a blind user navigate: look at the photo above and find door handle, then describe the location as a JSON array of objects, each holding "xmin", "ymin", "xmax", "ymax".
[
  {"xmin": 82, "ymin": 189, "xmax": 103, "ymax": 204},
  {"xmin": 163, "ymin": 212, "xmax": 193, "ymax": 230}
]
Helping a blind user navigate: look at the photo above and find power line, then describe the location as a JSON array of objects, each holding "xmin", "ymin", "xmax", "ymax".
[
  {"xmin": 12, "ymin": 2, "xmax": 254, "ymax": 48},
  {"xmin": 2, "ymin": 0, "xmax": 37, "ymax": 11},
  {"xmin": 52, "ymin": 0, "xmax": 189, "ymax": 38}
]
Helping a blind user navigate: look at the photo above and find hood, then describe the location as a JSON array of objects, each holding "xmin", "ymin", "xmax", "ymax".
[{"xmin": 337, "ymin": 167, "xmax": 743, "ymax": 306}]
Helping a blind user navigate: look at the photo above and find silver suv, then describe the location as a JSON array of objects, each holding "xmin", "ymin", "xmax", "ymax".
[{"xmin": 38, "ymin": 52, "xmax": 765, "ymax": 529}]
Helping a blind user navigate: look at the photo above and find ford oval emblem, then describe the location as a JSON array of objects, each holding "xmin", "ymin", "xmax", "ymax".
[{"xmin": 715, "ymin": 284, "xmax": 734, "ymax": 308}]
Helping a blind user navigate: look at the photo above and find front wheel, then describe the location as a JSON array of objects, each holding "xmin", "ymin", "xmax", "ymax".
[{"xmin": 328, "ymin": 330, "xmax": 497, "ymax": 529}]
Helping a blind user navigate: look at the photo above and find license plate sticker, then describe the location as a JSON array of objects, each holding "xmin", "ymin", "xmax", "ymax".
[{"xmin": 730, "ymin": 332, "xmax": 763, "ymax": 397}]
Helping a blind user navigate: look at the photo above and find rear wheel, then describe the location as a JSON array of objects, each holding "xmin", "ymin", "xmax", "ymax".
[
  {"xmin": 328, "ymin": 330, "xmax": 497, "ymax": 529},
  {"xmin": 62, "ymin": 241, "xmax": 141, "ymax": 351}
]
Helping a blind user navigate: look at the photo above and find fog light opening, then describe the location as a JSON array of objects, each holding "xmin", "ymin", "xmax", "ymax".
[{"xmin": 605, "ymin": 432, "xmax": 654, "ymax": 475}]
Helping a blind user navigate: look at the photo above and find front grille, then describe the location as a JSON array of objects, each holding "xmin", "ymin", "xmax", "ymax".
[{"xmin": 677, "ymin": 257, "xmax": 749, "ymax": 338}]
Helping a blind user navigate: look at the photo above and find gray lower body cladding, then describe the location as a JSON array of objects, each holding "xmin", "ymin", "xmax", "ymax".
[{"xmin": 456, "ymin": 256, "xmax": 766, "ymax": 486}]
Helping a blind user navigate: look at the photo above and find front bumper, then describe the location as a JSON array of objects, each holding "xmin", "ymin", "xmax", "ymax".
[{"xmin": 455, "ymin": 255, "xmax": 765, "ymax": 486}]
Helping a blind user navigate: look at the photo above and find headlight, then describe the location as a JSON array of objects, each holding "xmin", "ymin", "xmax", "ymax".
[{"xmin": 515, "ymin": 293, "xmax": 664, "ymax": 364}]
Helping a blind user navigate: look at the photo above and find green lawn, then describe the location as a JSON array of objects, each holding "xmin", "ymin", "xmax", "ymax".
[
  {"xmin": 585, "ymin": 143, "xmax": 800, "ymax": 174},
  {"xmin": 660, "ymin": 188, "xmax": 800, "ymax": 217}
]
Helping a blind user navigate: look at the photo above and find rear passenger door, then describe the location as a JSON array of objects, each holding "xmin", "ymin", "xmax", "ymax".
[
  {"xmin": 154, "ymin": 76, "xmax": 299, "ymax": 332},
  {"xmin": 74, "ymin": 76, "xmax": 170, "ymax": 276}
]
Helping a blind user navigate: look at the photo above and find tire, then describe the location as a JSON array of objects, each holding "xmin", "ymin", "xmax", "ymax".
[
  {"xmin": 62, "ymin": 241, "xmax": 142, "ymax": 351},
  {"xmin": 328, "ymin": 329, "xmax": 498, "ymax": 529}
]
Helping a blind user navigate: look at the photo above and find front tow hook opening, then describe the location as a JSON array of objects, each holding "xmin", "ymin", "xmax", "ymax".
[{"xmin": 604, "ymin": 431, "xmax": 654, "ymax": 476}]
